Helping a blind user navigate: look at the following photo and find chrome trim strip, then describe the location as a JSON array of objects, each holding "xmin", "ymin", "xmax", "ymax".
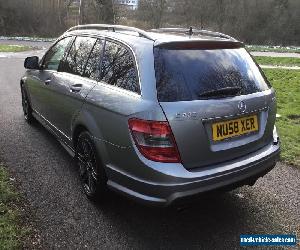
[
  {"xmin": 33, "ymin": 109, "xmax": 72, "ymax": 141},
  {"xmin": 201, "ymin": 107, "xmax": 269, "ymax": 122},
  {"xmin": 92, "ymin": 136, "xmax": 130, "ymax": 149}
]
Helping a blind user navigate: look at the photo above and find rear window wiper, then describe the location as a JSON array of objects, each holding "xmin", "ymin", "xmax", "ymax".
[{"xmin": 197, "ymin": 87, "xmax": 241, "ymax": 98}]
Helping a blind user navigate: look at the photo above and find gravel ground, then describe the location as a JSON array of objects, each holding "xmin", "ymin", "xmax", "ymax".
[{"xmin": 0, "ymin": 48, "xmax": 299, "ymax": 249}]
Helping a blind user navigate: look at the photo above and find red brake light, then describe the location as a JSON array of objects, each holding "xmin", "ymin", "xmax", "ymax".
[{"xmin": 128, "ymin": 118, "xmax": 181, "ymax": 163}]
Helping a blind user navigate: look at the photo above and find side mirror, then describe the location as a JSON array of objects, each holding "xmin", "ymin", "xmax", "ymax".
[{"xmin": 24, "ymin": 56, "xmax": 40, "ymax": 70}]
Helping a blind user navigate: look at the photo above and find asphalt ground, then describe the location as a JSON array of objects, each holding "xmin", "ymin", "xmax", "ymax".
[{"xmin": 0, "ymin": 45, "xmax": 299, "ymax": 249}]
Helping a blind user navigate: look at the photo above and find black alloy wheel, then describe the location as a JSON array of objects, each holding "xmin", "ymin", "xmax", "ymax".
[{"xmin": 76, "ymin": 131, "xmax": 107, "ymax": 201}]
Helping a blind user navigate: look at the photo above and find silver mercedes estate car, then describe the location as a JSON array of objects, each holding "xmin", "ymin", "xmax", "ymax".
[{"xmin": 21, "ymin": 24, "xmax": 280, "ymax": 206}]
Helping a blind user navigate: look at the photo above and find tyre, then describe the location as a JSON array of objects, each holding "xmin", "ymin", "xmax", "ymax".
[
  {"xmin": 75, "ymin": 131, "xmax": 108, "ymax": 201},
  {"xmin": 21, "ymin": 84, "xmax": 34, "ymax": 123}
]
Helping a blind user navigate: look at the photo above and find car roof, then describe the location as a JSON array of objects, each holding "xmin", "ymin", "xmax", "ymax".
[
  {"xmin": 148, "ymin": 32, "xmax": 238, "ymax": 47},
  {"xmin": 66, "ymin": 29, "xmax": 154, "ymax": 49},
  {"xmin": 63, "ymin": 25, "xmax": 242, "ymax": 50}
]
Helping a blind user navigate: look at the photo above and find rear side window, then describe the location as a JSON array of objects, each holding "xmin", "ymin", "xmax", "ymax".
[
  {"xmin": 43, "ymin": 36, "xmax": 73, "ymax": 71},
  {"xmin": 101, "ymin": 40, "xmax": 140, "ymax": 94},
  {"xmin": 60, "ymin": 36, "xmax": 97, "ymax": 76},
  {"xmin": 154, "ymin": 48, "xmax": 270, "ymax": 102},
  {"xmin": 83, "ymin": 39, "xmax": 104, "ymax": 81}
]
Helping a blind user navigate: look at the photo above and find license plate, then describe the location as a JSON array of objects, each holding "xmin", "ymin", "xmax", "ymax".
[{"xmin": 212, "ymin": 115, "xmax": 259, "ymax": 141}]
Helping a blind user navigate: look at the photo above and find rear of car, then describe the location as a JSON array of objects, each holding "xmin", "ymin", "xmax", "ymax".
[
  {"xmin": 154, "ymin": 40, "xmax": 276, "ymax": 169},
  {"xmin": 117, "ymin": 38, "xmax": 280, "ymax": 206},
  {"xmin": 21, "ymin": 25, "xmax": 280, "ymax": 206}
]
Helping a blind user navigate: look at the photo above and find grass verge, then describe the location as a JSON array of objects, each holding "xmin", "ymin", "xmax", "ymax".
[
  {"xmin": 264, "ymin": 69, "xmax": 300, "ymax": 167},
  {"xmin": 0, "ymin": 164, "xmax": 39, "ymax": 249},
  {"xmin": 0, "ymin": 165, "xmax": 24, "ymax": 249},
  {"xmin": 255, "ymin": 56, "xmax": 300, "ymax": 67},
  {"xmin": 0, "ymin": 45, "xmax": 32, "ymax": 52}
]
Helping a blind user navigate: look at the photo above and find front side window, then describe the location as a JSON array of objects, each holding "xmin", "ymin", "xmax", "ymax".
[
  {"xmin": 60, "ymin": 36, "xmax": 97, "ymax": 76},
  {"xmin": 101, "ymin": 40, "xmax": 140, "ymax": 94},
  {"xmin": 43, "ymin": 36, "xmax": 73, "ymax": 71}
]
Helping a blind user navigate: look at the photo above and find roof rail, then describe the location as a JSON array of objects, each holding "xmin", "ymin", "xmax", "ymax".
[
  {"xmin": 149, "ymin": 27, "xmax": 237, "ymax": 41},
  {"xmin": 66, "ymin": 24, "xmax": 155, "ymax": 41}
]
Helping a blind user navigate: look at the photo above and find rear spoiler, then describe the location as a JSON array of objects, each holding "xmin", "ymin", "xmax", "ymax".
[{"xmin": 154, "ymin": 40, "xmax": 244, "ymax": 50}]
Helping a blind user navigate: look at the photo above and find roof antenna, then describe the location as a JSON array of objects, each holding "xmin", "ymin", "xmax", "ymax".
[{"xmin": 188, "ymin": 26, "xmax": 193, "ymax": 36}]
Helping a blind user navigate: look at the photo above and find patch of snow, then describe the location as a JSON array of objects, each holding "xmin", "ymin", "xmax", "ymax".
[
  {"xmin": 246, "ymin": 44, "xmax": 300, "ymax": 52},
  {"xmin": 260, "ymin": 65, "xmax": 300, "ymax": 70},
  {"xmin": 0, "ymin": 36, "xmax": 55, "ymax": 42}
]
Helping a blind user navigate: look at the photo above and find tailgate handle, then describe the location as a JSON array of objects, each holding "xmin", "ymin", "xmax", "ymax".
[{"xmin": 70, "ymin": 84, "xmax": 82, "ymax": 93}]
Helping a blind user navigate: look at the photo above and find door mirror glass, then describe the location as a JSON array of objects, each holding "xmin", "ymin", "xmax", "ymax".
[{"xmin": 24, "ymin": 56, "xmax": 40, "ymax": 69}]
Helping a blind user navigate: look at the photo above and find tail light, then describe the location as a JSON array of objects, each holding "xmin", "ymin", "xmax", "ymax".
[{"xmin": 128, "ymin": 118, "xmax": 181, "ymax": 163}]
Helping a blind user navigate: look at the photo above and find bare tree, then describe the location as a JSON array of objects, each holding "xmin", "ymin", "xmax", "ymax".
[
  {"xmin": 137, "ymin": 0, "xmax": 167, "ymax": 28},
  {"xmin": 0, "ymin": 0, "xmax": 299, "ymax": 45},
  {"xmin": 93, "ymin": 0, "xmax": 114, "ymax": 23}
]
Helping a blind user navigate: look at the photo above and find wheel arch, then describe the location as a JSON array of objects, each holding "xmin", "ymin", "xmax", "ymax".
[
  {"xmin": 72, "ymin": 124, "xmax": 89, "ymax": 149},
  {"xmin": 72, "ymin": 110, "xmax": 110, "ymax": 167},
  {"xmin": 20, "ymin": 78, "xmax": 32, "ymax": 105},
  {"xmin": 20, "ymin": 76, "xmax": 28, "ymax": 87}
]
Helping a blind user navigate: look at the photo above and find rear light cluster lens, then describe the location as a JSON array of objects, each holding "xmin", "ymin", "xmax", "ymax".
[{"xmin": 128, "ymin": 118, "xmax": 181, "ymax": 163}]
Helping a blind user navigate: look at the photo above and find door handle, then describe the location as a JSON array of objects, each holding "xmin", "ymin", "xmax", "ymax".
[
  {"xmin": 44, "ymin": 79, "xmax": 52, "ymax": 85},
  {"xmin": 70, "ymin": 84, "xmax": 82, "ymax": 93}
]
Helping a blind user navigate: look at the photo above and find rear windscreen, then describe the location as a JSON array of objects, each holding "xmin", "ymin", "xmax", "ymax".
[{"xmin": 154, "ymin": 47, "xmax": 270, "ymax": 102}]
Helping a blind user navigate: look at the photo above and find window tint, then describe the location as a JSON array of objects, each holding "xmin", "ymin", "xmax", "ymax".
[
  {"xmin": 102, "ymin": 41, "xmax": 140, "ymax": 93},
  {"xmin": 43, "ymin": 36, "xmax": 73, "ymax": 71},
  {"xmin": 83, "ymin": 39, "xmax": 104, "ymax": 81},
  {"xmin": 60, "ymin": 36, "xmax": 96, "ymax": 76},
  {"xmin": 154, "ymin": 48, "xmax": 270, "ymax": 102}
]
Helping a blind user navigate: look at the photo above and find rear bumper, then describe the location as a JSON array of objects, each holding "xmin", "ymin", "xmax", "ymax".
[{"xmin": 106, "ymin": 142, "xmax": 280, "ymax": 207}]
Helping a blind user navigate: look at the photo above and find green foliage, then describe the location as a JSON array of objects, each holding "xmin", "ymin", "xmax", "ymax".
[
  {"xmin": 264, "ymin": 69, "xmax": 300, "ymax": 166},
  {"xmin": 0, "ymin": 45, "xmax": 31, "ymax": 52}
]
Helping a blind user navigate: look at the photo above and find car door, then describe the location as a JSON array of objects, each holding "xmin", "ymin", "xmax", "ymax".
[
  {"xmin": 26, "ymin": 36, "xmax": 74, "ymax": 121},
  {"xmin": 49, "ymin": 36, "xmax": 104, "ymax": 142}
]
